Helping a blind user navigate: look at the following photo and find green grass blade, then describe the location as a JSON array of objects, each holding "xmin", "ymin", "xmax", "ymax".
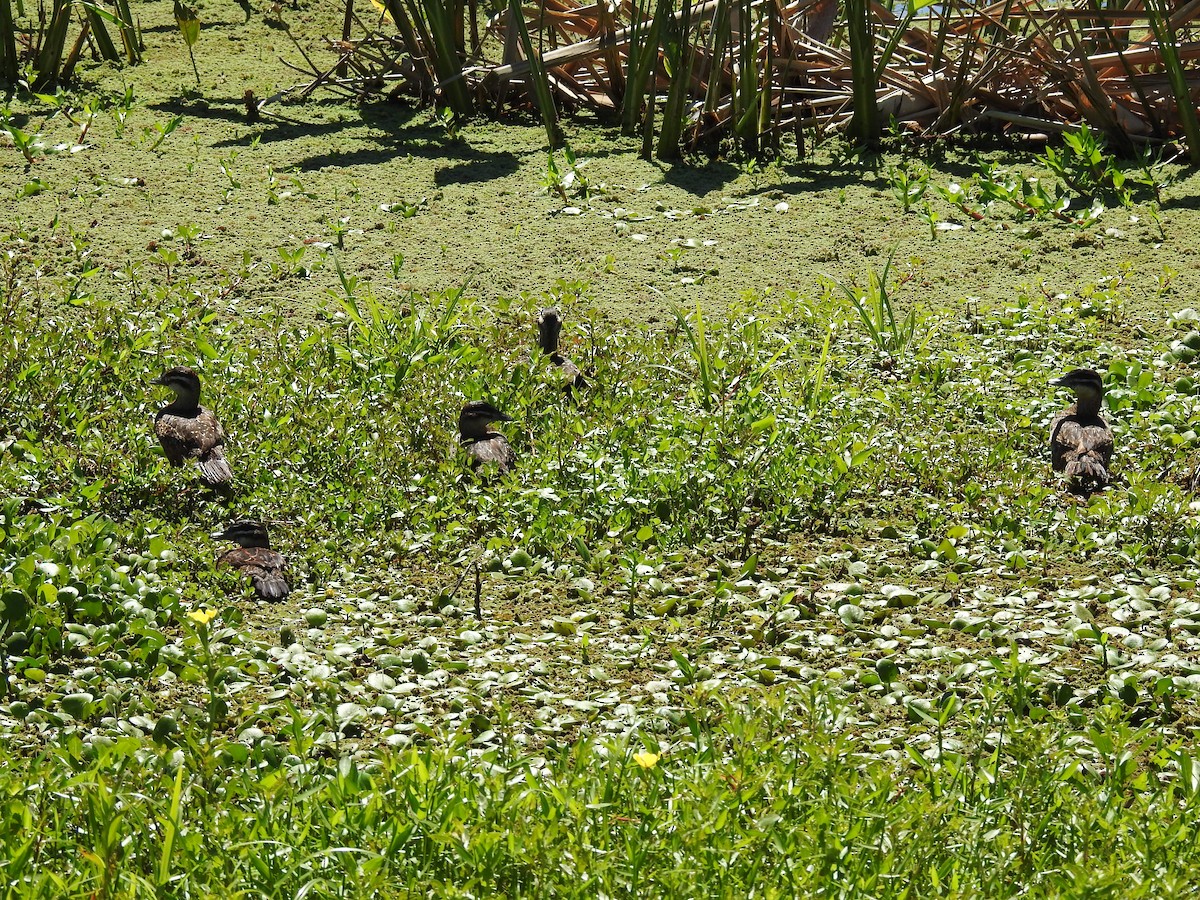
[
  {"xmin": 0, "ymin": 0, "xmax": 19, "ymax": 85},
  {"xmin": 507, "ymin": 0, "xmax": 562, "ymax": 149},
  {"xmin": 622, "ymin": 0, "xmax": 669, "ymax": 136},
  {"xmin": 111, "ymin": 0, "xmax": 142, "ymax": 63},
  {"xmin": 82, "ymin": 1, "xmax": 121, "ymax": 62},
  {"xmin": 655, "ymin": 0, "xmax": 694, "ymax": 159},
  {"xmin": 156, "ymin": 764, "xmax": 185, "ymax": 885},
  {"xmin": 845, "ymin": 0, "xmax": 878, "ymax": 147},
  {"xmin": 417, "ymin": 0, "xmax": 473, "ymax": 115},
  {"xmin": 31, "ymin": 0, "xmax": 73, "ymax": 91},
  {"xmin": 1146, "ymin": 0, "xmax": 1200, "ymax": 165}
]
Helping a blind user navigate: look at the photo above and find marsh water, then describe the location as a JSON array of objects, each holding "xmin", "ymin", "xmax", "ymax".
[{"xmin": 4, "ymin": 0, "xmax": 1199, "ymax": 338}]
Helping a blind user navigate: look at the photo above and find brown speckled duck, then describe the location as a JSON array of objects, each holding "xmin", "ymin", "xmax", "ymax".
[
  {"xmin": 537, "ymin": 307, "xmax": 588, "ymax": 393},
  {"xmin": 216, "ymin": 520, "xmax": 290, "ymax": 601},
  {"xmin": 459, "ymin": 401, "xmax": 516, "ymax": 474},
  {"xmin": 152, "ymin": 366, "xmax": 232, "ymax": 486},
  {"xmin": 1050, "ymin": 368, "xmax": 1112, "ymax": 492}
]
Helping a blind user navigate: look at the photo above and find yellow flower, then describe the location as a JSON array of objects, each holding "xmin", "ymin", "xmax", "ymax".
[
  {"xmin": 633, "ymin": 751, "xmax": 660, "ymax": 770},
  {"xmin": 187, "ymin": 608, "xmax": 218, "ymax": 625}
]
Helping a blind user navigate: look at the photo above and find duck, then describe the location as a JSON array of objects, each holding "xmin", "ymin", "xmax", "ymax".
[
  {"xmin": 216, "ymin": 520, "xmax": 290, "ymax": 601},
  {"xmin": 152, "ymin": 366, "xmax": 232, "ymax": 486},
  {"xmin": 537, "ymin": 307, "xmax": 588, "ymax": 393},
  {"xmin": 1050, "ymin": 368, "xmax": 1112, "ymax": 492},
  {"xmin": 459, "ymin": 401, "xmax": 516, "ymax": 474}
]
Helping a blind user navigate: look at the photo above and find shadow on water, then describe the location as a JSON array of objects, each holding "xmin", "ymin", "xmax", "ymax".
[
  {"xmin": 290, "ymin": 138, "xmax": 519, "ymax": 174},
  {"xmin": 1163, "ymin": 194, "xmax": 1200, "ymax": 211},
  {"xmin": 434, "ymin": 152, "xmax": 521, "ymax": 185},
  {"xmin": 659, "ymin": 161, "xmax": 743, "ymax": 196},
  {"xmin": 147, "ymin": 93, "xmax": 1045, "ymax": 194},
  {"xmin": 99, "ymin": 479, "xmax": 236, "ymax": 526},
  {"xmin": 140, "ymin": 19, "xmax": 247, "ymax": 34},
  {"xmin": 150, "ymin": 97, "xmax": 265, "ymax": 128},
  {"xmin": 201, "ymin": 98, "xmax": 525, "ymax": 173},
  {"xmin": 655, "ymin": 156, "xmax": 884, "ymax": 196}
]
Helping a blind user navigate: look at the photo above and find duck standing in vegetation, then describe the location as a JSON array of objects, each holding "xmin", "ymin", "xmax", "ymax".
[
  {"xmin": 216, "ymin": 520, "xmax": 290, "ymax": 601},
  {"xmin": 537, "ymin": 307, "xmax": 588, "ymax": 393},
  {"xmin": 152, "ymin": 366, "xmax": 233, "ymax": 486},
  {"xmin": 459, "ymin": 401, "xmax": 516, "ymax": 474},
  {"xmin": 1050, "ymin": 368, "xmax": 1112, "ymax": 492}
]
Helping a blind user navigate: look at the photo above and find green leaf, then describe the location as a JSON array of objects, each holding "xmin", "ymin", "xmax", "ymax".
[
  {"xmin": 736, "ymin": 554, "xmax": 758, "ymax": 581},
  {"xmin": 751, "ymin": 414, "xmax": 776, "ymax": 435},
  {"xmin": 838, "ymin": 603, "xmax": 864, "ymax": 627},
  {"xmin": 875, "ymin": 658, "xmax": 900, "ymax": 684},
  {"xmin": 173, "ymin": 1, "xmax": 200, "ymax": 46},
  {"xmin": 850, "ymin": 446, "xmax": 875, "ymax": 467},
  {"xmin": 79, "ymin": 0, "xmax": 124, "ymax": 27}
]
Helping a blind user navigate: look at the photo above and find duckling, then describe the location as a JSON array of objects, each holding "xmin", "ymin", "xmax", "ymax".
[
  {"xmin": 1050, "ymin": 368, "xmax": 1112, "ymax": 492},
  {"xmin": 459, "ymin": 401, "xmax": 516, "ymax": 474},
  {"xmin": 152, "ymin": 366, "xmax": 232, "ymax": 486},
  {"xmin": 216, "ymin": 520, "xmax": 290, "ymax": 601},
  {"xmin": 537, "ymin": 307, "xmax": 588, "ymax": 393}
]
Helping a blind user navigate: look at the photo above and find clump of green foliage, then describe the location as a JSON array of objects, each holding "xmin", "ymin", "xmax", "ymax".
[
  {"xmin": 887, "ymin": 125, "xmax": 1176, "ymax": 234},
  {"xmin": 5, "ymin": 214, "xmax": 1200, "ymax": 894}
]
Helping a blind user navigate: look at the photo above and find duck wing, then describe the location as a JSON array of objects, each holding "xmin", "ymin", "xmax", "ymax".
[
  {"xmin": 551, "ymin": 353, "xmax": 589, "ymax": 392},
  {"xmin": 219, "ymin": 547, "xmax": 290, "ymax": 601},
  {"xmin": 1052, "ymin": 414, "xmax": 1112, "ymax": 481},
  {"xmin": 466, "ymin": 435, "xmax": 516, "ymax": 474},
  {"xmin": 156, "ymin": 406, "xmax": 231, "ymax": 484}
]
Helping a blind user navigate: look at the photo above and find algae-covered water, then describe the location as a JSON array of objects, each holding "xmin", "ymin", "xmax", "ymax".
[{"xmin": 4, "ymin": 0, "xmax": 1200, "ymax": 334}]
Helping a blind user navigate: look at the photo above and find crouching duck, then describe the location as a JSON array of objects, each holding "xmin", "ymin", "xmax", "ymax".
[{"xmin": 1050, "ymin": 368, "xmax": 1112, "ymax": 492}]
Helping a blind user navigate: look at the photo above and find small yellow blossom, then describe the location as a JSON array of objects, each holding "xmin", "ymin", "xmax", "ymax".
[
  {"xmin": 187, "ymin": 608, "xmax": 218, "ymax": 625},
  {"xmin": 633, "ymin": 751, "xmax": 660, "ymax": 770}
]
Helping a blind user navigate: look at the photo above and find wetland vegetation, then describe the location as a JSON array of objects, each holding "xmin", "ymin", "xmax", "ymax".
[{"xmin": 6, "ymin": 0, "xmax": 1200, "ymax": 896}]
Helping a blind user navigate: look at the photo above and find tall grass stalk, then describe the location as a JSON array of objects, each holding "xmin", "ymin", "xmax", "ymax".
[
  {"xmin": 393, "ymin": 0, "xmax": 473, "ymax": 115},
  {"xmin": 383, "ymin": 0, "xmax": 435, "ymax": 98},
  {"xmin": 29, "ymin": 0, "xmax": 126, "ymax": 90},
  {"xmin": 83, "ymin": 1, "xmax": 120, "ymax": 63},
  {"xmin": 508, "ymin": 0, "xmax": 562, "ymax": 149},
  {"xmin": 802, "ymin": 324, "xmax": 833, "ymax": 412},
  {"xmin": 845, "ymin": 0, "xmax": 878, "ymax": 147},
  {"xmin": 1145, "ymin": 0, "xmax": 1200, "ymax": 165},
  {"xmin": 731, "ymin": 0, "xmax": 761, "ymax": 156},
  {"xmin": 111, "ymin": 0, "xmax": 141, "ymax": 64},
  {"xmin": 0, "ymin": 0, "xmax": 17, "ymax": 88},
  {"xmin": 655, "ymin": 0, "xmax": 694, "ymax": 159},
  {"xmin": 828, "ymin": 250, "xmax": 927, "ymax": 356},
  {"xmin": 674, "ymin": 301, "xmax": 718, "ymax": 411},
  {"xmin": 756, "ymin": 0, "xmax": 774, "ymax": 151},
  {"xmin": 696, "ymin": 0, "xmax": 731, "ymax": 146},
  {"xmin": 621, "ymin": 0, "xmax": 669, "ymax": 137},
  {"xmin": 32, "ymin": 0, "xmax": 74, "ymax": 91}
]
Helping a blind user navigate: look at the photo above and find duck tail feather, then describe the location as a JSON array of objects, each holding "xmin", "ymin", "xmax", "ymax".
[{"xmin": 198, "ymin": 448, "xmax": 233, "ymax": 486}]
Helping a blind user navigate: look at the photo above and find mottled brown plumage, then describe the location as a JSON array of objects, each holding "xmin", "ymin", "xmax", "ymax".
[
  {"xmin": 216, "ymin": 520, "xmax": 290, "ymax": 601},
  {"xmin": 1050, "ymin": 368, "xmax": 1112, "ymax": 492},
  {"xmin": 153, "ymin": 366, "xmax": 232, "ymax": 486},
  {"xmin": 537, "ymin": 307, "xmax": 588, "ymax": 393},
  {"xmin": 459, "ymin": 401, "xmax": 516, "ymax": 474}
]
